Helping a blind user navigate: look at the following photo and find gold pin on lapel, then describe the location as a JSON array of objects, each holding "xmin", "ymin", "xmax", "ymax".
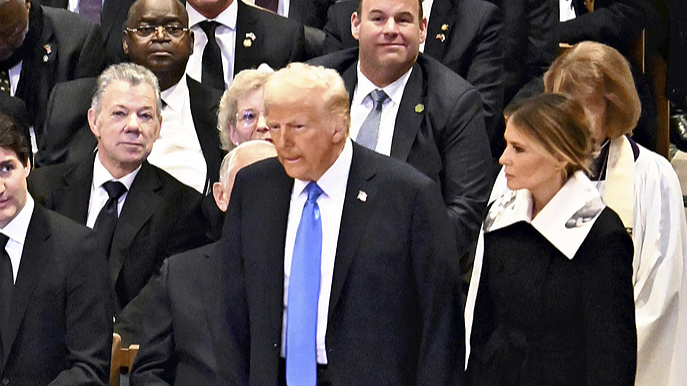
[
  {"xmin": 415, "ymin": 103, "xmax": 424, "ymax": 113},
  {"xmin": 243, "ymin": 32, "xmax": 256, "ymax": 47},
  {"xmin": 44, "ymin": 44, "xmax": 52, "ymax": 55},
  {"xmin": 441, "ymin": 24, "xmax": 449, "ymax": 31},
  {"xmin": 436, "ymin": 33, "xmax": 446, "ymax": 42},
  {"xmin": 357, "ymin": 191, "xmax": 367, "ymax": 202}
]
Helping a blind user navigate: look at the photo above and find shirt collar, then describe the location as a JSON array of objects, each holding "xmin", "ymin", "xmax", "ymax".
[
  {"xmin": 292, "ymin": 139, "xmax": 353, "ymax": 202},
  {"xmin": 92, "ymin": 153, "xmax": 142, "ymax": 192},
  {"xmin": 1, "ymin": 193, "xmax": 34, "ymax": 245},
  {"xmin": 160, "ymin": 77, "xmax": 188, "ymax": 113},
  {"xmin": 484, "ymin": 171, "xmax": 606, "ymax": 259},
  {"xmin": 187, "ymin": 0, "xmax": 238, "ymax": 30},
  {"xmin": 354, "ymin": 61, "xmax": 413, "ymax": 107}
]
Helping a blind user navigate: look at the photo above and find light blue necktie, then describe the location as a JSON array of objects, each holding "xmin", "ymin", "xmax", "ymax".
[
  {"xmin": 286, "ymin": 182, "xmax": 324, "ymax": 386},
  {"xmin": 356, "ymin": 89, "xmax": 389, "ymax": 150}
]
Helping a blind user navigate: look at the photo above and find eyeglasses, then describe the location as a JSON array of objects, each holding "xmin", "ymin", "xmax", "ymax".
[
  {"xmin": 236, "ymin": 109, "xmax": 265, "ymax": 129},
  {"xmin": 126, "ymin": 24, "xmax": 190, "ymax": 38}
]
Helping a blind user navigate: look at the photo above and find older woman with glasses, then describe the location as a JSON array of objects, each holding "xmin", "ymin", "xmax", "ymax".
[
  {"xmin": 217, "ymin": 69, "xmax": 272, "ymax": 151},
  {"xmin": 543, "ymin": 41, "xmax": 687, "ymax": 386}
]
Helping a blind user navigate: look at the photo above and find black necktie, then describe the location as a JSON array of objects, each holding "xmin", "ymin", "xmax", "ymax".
[
  {"xmin": 93, "ymin": 181, "xmax": 127, "ymax": 258},
  {"xmin": 0, "ymin": 233, "xmax": 13, "ymax": 359},
  {"xmin": 198, "ymin": 21, "xmax": 226, "ymax": 90},
  {"xmin": 255, "ymin": 0, "xmax": 278, "ymax": 12},
  {"xmin": 0, "ymin": 69, "xmax": 10, "ymax": 95}
]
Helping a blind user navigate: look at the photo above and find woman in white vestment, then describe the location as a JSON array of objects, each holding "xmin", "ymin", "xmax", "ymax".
[{"xmin": 541, "ymin": 41, "xmax": 687, "ymax": 386}]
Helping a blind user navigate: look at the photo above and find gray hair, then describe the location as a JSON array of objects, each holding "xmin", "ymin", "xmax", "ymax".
[
  {"xmin": 219, "ymin": 140, "xmax": 277, "ymax": 185},
  {"xmin": 91, "ymin": 63, "xmax": 162, "ymax": 117},
  {"xmin": 217, "ymin": 69, "xmax": 272, "ymax": 151},
  {"xmin": 0, "ymin": 0, "xmax": 26, "ymax": 6}
]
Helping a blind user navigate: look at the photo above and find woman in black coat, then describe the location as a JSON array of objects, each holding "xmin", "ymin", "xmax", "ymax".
[{"xmin": 466, "ymin": 93, "xmax": 637, "ymax": 386}]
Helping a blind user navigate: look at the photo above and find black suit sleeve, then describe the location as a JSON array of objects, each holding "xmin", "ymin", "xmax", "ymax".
[
  {"xmin": 128, "ymin": 261, "xmax": 176, "ymax": 386},
  {"xmin": 411, "ymin": 179, "xmax": 466, "ymax": 385},
  {"xmin": 50, "ymin": 231, "xmax": 113, "ymax": 385},
  {"xmin": 440, "ymin": 87, "xmax": 492, "ymax": 258}
]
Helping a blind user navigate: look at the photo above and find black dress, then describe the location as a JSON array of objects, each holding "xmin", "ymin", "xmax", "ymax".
[{"xmin": 467, "ymin": 208, "xmax": 636, "ymax": 386}]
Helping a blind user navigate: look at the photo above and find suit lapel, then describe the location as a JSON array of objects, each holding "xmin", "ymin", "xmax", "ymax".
[
  {"xmin": 390, "ymin": 61, "xmax": 425, "ymax": 161},
  {"xmin": 187, "ymin": 76, "xmax": 223, "ymax": 191},
  {"xmin": 423, "ymin": 0, "xmax": 455, "ymax": 61},
  {"xmin": 1, "ymin": 206, "xmax": 50, "ymax": 367},
  {"xmin": 342, "ymin": 62, "xmax": 358, "ymax": 105},
  {"xmin": 108, "ymin": 162, "xmax": 160, "ymax": 287},
  {"xmin": 233, "ymin": 1, "xmax": 260, "ymax": 75},
  {"xmin": 53, "ymin": 157, "xmax": 94, "ymax": 224},
  {"xmin": 327, "ymin": 143, "xmax": 377, "ymax": 322}
]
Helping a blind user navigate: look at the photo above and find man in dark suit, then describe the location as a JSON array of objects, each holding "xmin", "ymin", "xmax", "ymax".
[
  {"xmin": 36, "ymin": 0, "xmax": 136, "ymax": 63},
  {"xmin": 28, "ymin": 63, "xmax": 207, "ymax": 313},
  {"xmin": 0, "ymin": 94, "xmax": 29, "ymax": 147},
  {"xmin": 184, "ymin": 0, "xmax": 306, "ymax": 90},
  {"xmin": 0, "ymin": 113, "xmax": 112, "ymax": 385},
  {"xmin": 321, "ymin": 0, "xmax": 503, "ymax": 150},
  {"xmin": 0, "ymin": 0, "xmax": 105, "ymax": 139},
  {"xmin": 311, "ymin": 0, "xmax": 491, "ymax": 269},
  {"xmin": 37, "ymin": 0, "xmax": 224, "ymax": 197},
  {"xmin": 131, "ymin": 62, "xmax": 464, "ymax": 385}
]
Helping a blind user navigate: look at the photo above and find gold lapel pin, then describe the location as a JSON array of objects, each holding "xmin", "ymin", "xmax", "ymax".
[
  {"xmin": 44, "ymin": 44, "xmax": 52, "ymax": 55},
  {"xmin": 357, "ymin": 191, "xmax": 367, "ymax": 202},
  {"xmin": 243, "ymin": 39, "xmax": 252, "ymax": 47},
  {"xmin": 436, "ymin": 33, "xmax": 446, "ymax": 42},
  {"xmin": 415, "ymin": 103, "xmax": 424, "ymax": 113},
  {"xmin": 243, "ymin": 32, "xmax": 256, "ymax": 47},
  {"xmin": 246, "ymin": 32, "xmax": 256, "ymax": 40},
  {"xmin": 441, "ymin": 24, "xmax": 449, "ymax": 31}
]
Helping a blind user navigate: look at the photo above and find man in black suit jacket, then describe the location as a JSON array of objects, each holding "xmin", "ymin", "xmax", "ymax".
[
  {"xmin": 37, "ymin": 0, "xmax": 224, "ymax": 196},
  {"xmin": 131, "ymin": 62, "xmax": 464, "ymax": 385},
  {"xmin": 0, "ymin": 113, "xmax": 112, "ymax": 385},
  {"xmin": 28, "ymin": 63, "xmax": 207, "ymax": 313},
  {"xmin": 36, "ymin": 0, "xmax": 136, "ymax": 63},
  {"xmin": 311, "ymin": 0, "xmax": 491, "ymax": 267},
  {"xmin": 0, "ymin": 0, "xmax": 105, "ymax": 139},
  {"xmin": 184, "ymin": 0, "xmax": 306, "ymax": 90},
  {"xmin": 321, "ymin": 0, "xmax": 503, "ymax": 150}
]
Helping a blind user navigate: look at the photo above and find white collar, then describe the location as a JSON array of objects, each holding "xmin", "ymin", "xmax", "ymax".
[
  {"xmin": 187, "ymin": 0, "xmax": 238, "ymax": 30},
  {"xmin": 93, "ymin": 153, "xmax": 141, "ymax": 192},
  {"xmin": 292, "ymin": 139, "xmax": 353, "ymax": 202},
  {"xmin": 160, "ymin": 77, "xmax": 189, "ymax": 114},
  {"xmin": 354, "ymin": 61, "xmax": 412, "ymax": 107},
  {"xmin": 0, "ymin": 193, "xmax": 34, "ymax": 245},
  {"xmin": 484, "ymin": 171, "xmax": 606, "ymax": 259}
]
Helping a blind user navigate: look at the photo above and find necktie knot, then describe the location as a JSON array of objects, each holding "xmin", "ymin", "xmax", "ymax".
[
  {"xmin": 103, "ymin": 181, "xmax": 127, "ymax": 200},
  {"xmin": 370, "ymin": 89, "xmax": 388, "ymax": 111},
  {"xmin": 198, "ymin": 20, "xmax": 220, "ymax": 38},
  {"xmin": 305, "ymin": 182, "xmax": 323, "ymax": 203}
]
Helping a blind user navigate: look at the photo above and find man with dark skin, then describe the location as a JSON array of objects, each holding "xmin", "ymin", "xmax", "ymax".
[{"xmin": 123, "ymin": 0, "xmax": 224, "ymax": 194}]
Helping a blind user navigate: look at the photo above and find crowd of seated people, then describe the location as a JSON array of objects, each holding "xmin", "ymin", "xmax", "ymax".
[{"xmin": 0, "ymin": 0, "xmax": 685, "ymax": 384}]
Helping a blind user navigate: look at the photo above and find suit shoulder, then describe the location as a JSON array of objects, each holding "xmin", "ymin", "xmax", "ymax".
[
  {"xmin": 355, "ymin": 144, "xmax": 435, "ymax": 189},
  {"xmin": 42, "ymin": 5, "xmax": 97, "ymax": 35},
  {"xmin": 37, "ymin": 204, "xmax": 92, "ymax": 240},
  {"xmin": 456, "ymin": 0, "xmax": 499, "ymax": 18},
  {"xmin": 150, "ymin": 164, "xmax": 203, "ymax": 200},
  {"xmin": 308, "ymin": 48, "xmax": 358, "ymax": 71},
  {"xmin": 28, "ymin": 162, "xmax": 79, "ymax": 196},
  {"xmin": 166, "ymin": 242, "xmax": 217, "ymax": 274},
  {"xmin": 418, "ymin": 53, "xmax": 475, "ymax": 93}
]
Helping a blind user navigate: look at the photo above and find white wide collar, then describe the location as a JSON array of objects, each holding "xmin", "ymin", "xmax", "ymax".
[{"xmin": 484, "ymin": 171, "xmax": 606, "ymax": 259}]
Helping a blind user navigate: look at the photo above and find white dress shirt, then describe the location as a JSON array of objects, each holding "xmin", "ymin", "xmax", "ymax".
[
  {"xmin": 281, "ymin": 139, "xmax": 353, "ymax": 364},
  {"xmin": 186, "ymin": 1, "xmax": 237, "ymax": 89},
  {"xmin": 86, "ymin": 154, "xmax": 140, "ymax": 228},
  {"xmin": 0, "ymin": 193, "xmax": 34, "ymax": 283},
  {"xmin": 350, "ymin": 64, "xmax": 413, "ymax": 156},
  {"xmin": 560, "ymin": 0, "xmax": 577, "ymax": 21},
  {"xmin": 7, "ymin": 62, "xmax": 21, "ymax": 97},
  {"xmin": 147, "ymin": 79, "xmax": 207, "ymax": 193},
  {"xmin": 67, "ymin": 0, "xmax": 106, "ymax": 13}
]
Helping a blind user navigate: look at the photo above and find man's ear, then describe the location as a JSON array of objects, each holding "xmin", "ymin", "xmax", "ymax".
[
  {"xmin": 123, "ymin": 38, "xmax": 130, "ymax": 56},
  {"xmin": 88, "ymin": 108, "xmax": 100, "ymax": 139},
  {"xmin": 351, "ymin": 12, "xmax": 361, "ymax": 41},
  {"xmin": 212, "ymin": 182, "xmax": 229, "ymax": 212}
]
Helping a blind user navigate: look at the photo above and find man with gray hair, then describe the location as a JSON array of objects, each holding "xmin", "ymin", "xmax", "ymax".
[
  {"xmin": 28, "ymin": 63, "xmax": 208, "ymax": 314},
  {"xmin": 0, "ymin": 0, "xmax": 105, "ymax": 141}
]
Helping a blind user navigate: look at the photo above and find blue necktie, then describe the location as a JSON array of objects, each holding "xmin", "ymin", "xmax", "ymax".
[{"xmin": 286, "ymin": 182, "xmax": 324, "ymax": 386}]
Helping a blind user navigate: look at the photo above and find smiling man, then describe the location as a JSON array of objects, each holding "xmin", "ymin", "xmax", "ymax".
[
  {"xmin": 310, "ymin": 0, "xmax": 492, "ymax": 291},
  {"xmin": 28, "ymin": 63, "xmax": 208, "ymax": 314}
]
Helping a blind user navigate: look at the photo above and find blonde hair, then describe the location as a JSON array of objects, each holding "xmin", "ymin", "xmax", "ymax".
[
  {"xmin": 543, "ymin": 41, "xmax": 641, "ymax": 139},
  {"xmin": 217, "ymin": 70, "xmax": 272, "ymax": 151},
  {"xmin": 506, "ymin": 93, "xmax": 593, "ymax": 178},
  {"xmin": 263, "ymin": 63, "xmax": 350, "ymax": 134}
]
